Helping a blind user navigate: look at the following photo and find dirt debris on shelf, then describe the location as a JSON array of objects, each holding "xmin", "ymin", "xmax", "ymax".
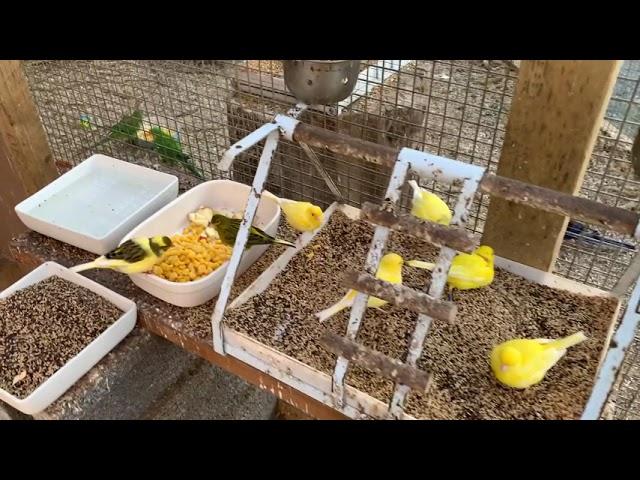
[
  {"xmin": 223, "ymin": 210, "xmax": 619, "ymax": 419},
  {"xmin": 0, "ymin": 276, "xmax": 122, "ymax": 399}
]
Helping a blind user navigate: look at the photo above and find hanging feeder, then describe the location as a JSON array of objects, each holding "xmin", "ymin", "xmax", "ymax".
[{"xmin": 283, "ymin": 60, "xmax": 361, "ymax": 105}]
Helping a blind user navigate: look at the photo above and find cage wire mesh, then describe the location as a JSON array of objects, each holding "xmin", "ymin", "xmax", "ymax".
[{"xmin": 21, "ymin": 59, "xmax": 640, "ymax": 418}]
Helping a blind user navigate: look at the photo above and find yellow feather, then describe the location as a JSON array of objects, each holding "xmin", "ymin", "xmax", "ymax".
[
  {"xmin": 70, "ymin": 236, "xmax": 171, "ymax": 275},
  {"xmin": 407, "ymin": 245, "xmax": 495, "ymax": 291},
  {"xmin": 262, "ymin": 191, "xmax": 325, "ymax": 233},
  {"xmin": 408, "ymin": 180, "xmax": 452, "ymax": 226},
  {"xmin": 490, "ymin": 332, "xmax": 587, "ymax": 389},
  {"xmin": 316, "ymin": 253, "xmax": 404, "ymax": 322},
  {"xmin": 279, "ymin": 200, "xmax": 324, "ymax": 232}
]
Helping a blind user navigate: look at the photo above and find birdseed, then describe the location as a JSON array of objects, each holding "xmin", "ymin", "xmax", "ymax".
[
  {"xmin": 224, "ymin": 211, "xmax": 619, "ymax": 419},
  {"xmin": 0, "ymin": 276, "xmax": 123, "ymax": 399}
]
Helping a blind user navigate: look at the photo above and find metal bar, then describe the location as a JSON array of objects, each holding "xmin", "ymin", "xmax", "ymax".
[
  {"xmin": 582, "ymin": 278, "xmax": 640, "ymax": 419},
  {"xmin": 211, "ymin": 130, "xmax": 280, "ymax": 354},
  {"xmin": 360, "ymin": 202, "xmax": 478, "ymax": 253},
  {"xmin": 330, "ymin": 160, "xmax": 410, "ymax": 408},
  {"xmin": 388, "ymin": 175, "xmax": 483, "ymax": 417},
  {"xmin": 218, "ymin": 121, "xmax": 279, "ymax": 172},
  {"xmin": 398, "ymin": 146, "xmax": 486, "ymax": 185},
  {"xmin": 320, "ymin": 332, "xmax": 433, "ymax": 391},
  {"xmin": 212, "ymin": 104, "xmax": 309, "ymax": 355},
  {"xmin": 299, "ymin": 141, "xmax": 345, "ymax": 203},
  {"xmin": 343, "ymin": 270, "xmax": 457, "ymax": 322}
]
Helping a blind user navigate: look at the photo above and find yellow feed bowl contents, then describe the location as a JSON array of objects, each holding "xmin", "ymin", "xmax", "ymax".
[{"xmin": 152, "ymin": 223, "xmax": 232, "ymax": 283}]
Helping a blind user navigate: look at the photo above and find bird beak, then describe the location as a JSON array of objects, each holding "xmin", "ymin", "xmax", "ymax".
[{"xmin": 500, "ymin": 365, "xmax": 509, "ymax": 372}]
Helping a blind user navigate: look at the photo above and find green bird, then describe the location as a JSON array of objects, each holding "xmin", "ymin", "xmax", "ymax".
[
  {"xmin": 110, "ymin": 110, "xmax": 144, "ymax": 142},
  {"xmin": 92, "ymin": 110, "xmax": 143, "ymax": 148},
  {"xmin": 149, "ymin": 127, "xmax": 204, "ymax": 179},
  {"xmin": 209, "ymin": 214, "xmax": 296, "ymax": 249},
  {"xmin": 79, "ymin": 114, "xmax": 93, "ymax": 130}
]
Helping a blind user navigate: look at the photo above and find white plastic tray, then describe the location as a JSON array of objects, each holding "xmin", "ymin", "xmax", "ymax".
[
  {"xmin": 0, "ymin": 262, "xmax": 137, "ymax": 415},
  {"xmin": 123, "ymin": 179, "xmax": 281, "ymax": 308},
  {"xmin": 15, "ymin": 154, "xmax": 179, "ymax": 255}
]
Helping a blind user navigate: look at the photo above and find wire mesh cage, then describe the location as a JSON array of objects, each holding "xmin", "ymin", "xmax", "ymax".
[{"xmin": 20, "ymin": 59, "xmax": 640, "ymax": 418}]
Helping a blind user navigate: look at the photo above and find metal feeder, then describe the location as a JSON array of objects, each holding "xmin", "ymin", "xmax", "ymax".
[{"xmin": 283, "ymin": 60, "xmax": 361, "ymax": 105}]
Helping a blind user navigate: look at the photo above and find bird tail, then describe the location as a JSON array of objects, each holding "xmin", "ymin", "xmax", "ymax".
[
  {"xmin": 315, "ymin": 293, "xmax": 355, "ymax": 323},
  {"xmin": 70, "ymin": 259, "xmax": 105, "ymax": 273},
  {"xmin": 262, "ymin": 191, "xmax": 304, "ymax": 212},
  {"xmin": 261, "ymin": 190, "xmax": 282, "ymax": 205},
  {"xmin": 273, "ymin": 238, "xmax": 296, "ymax": 248},
  {"xmin": 406, "ymin": 259, "xmax": 436, "ymax": 271},
  {"xmin": 546, "ymin": 331, "xmax": 588, "ymax": 351}
]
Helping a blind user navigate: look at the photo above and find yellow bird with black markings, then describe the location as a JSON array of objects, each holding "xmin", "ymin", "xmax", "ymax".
[{"xmin": 70, "ymin": 236, "xmax": 173, "ymax": 275}]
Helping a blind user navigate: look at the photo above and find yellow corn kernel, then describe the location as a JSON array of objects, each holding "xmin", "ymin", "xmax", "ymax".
[{"xmin": 153, "ymin": 220, "xmax": 234, "ymax": 283}]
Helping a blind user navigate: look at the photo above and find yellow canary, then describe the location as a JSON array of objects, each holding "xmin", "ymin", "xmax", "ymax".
[
  {"xmin": 407, "ymin": 245, "xmax": 495, "ymax": 291},
  {"xmin": 315, "ymin": 252, "xmax": 404, "ymax": 323},
  {"xmin": 490, "ymin": 331, "xmax": 588, "ymax": 389},
  {"xmin": 263, "ymin": 191, "xmax": 324, "ymax": 232},
  {"xmin": 408, "ymin": 180, "xmax": 452, "ymax": 226},
  {"xmin": 70, "ymin": 236, "xmax": 173, "ymax": 275}
]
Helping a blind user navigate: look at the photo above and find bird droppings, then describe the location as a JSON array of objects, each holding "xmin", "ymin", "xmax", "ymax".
[
  {"xmin": 223, "ymin": 210, "xmax": 619, "ymax": 419},
  {"xmin": 0, "ymin": 276, "xmax": 123, "ymax": 399}
]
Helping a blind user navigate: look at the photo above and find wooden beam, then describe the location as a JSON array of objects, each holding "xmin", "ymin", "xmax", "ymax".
[
  {"xmin": 481, "ymin": 60, "xmax": 622, "ymax": 271},
  {"xmin": 0, "ymin": 60, "xmax": 57, "ymax": 288},
  {"xmin": 9, "ymin": 231, "xmax": 348, "ymax": 420}
]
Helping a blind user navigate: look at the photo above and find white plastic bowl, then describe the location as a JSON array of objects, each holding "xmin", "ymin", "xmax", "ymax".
[
  {"xmin": 14, "ymin": 154, "xmax": 179, "ymax": 255},
  {"xmin": 122, "ymin": 180, "xmax": 281, "ymax": 308},
  {"xmin": 0, "ymin": 262, "xmax": 137, "ymax": 415}
]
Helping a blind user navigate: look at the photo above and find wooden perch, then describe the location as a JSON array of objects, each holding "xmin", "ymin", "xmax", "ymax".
[
  {"xmin": 361, "ymin": 202, "xmax": 478, "ymax": 253},
  {"xmin": 319, "ymin": 332, "xmax": 432, "ymax": 392},
  {"xmin": 289, "ymin": 120, "xmax": 640, "ymax": 238},
  {"xmin": 343, "ymin": 269, "xmax": 457, "ymax": 323},
  {"xmin": 293, "ymin": 121, "xmax": 399, "ymax": 168},
  {"xmin": 478, "ymin": 174, "xmax": 640, "ymax": 237}
]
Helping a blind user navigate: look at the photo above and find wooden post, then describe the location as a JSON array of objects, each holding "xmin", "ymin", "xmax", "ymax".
[
  {"xmin": 481, "ymin": 60, "xmax": 622, "ymax": 271},
  {"xmin": 0, "ymin": 60, "xmax": 57, "ymax": 288}
]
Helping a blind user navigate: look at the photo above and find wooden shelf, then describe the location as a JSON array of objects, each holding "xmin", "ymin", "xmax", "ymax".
[{"xmin": 9, "ymin": 232, "xmax": 347, "ymax": 420}]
